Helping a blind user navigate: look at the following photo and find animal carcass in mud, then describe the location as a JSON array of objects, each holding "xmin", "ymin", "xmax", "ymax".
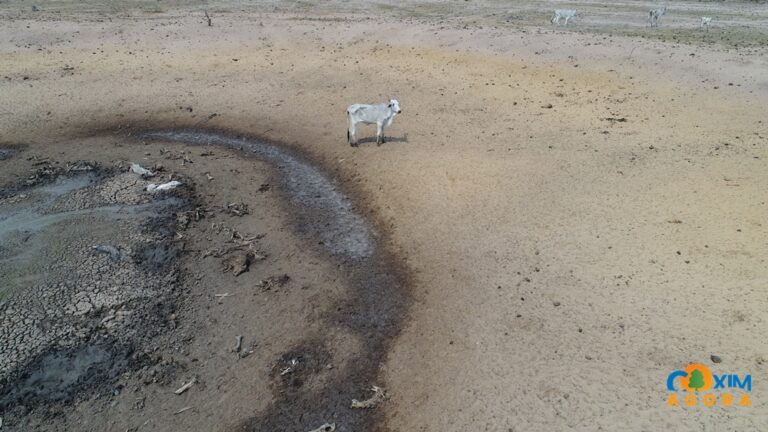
[
  {"xmin": 130, "ymin": 162, "xmax": 154, "ymax": 178},
  {"xmin": 147, "ymin": 180, "xmax": 182, "ymax": 192},
  {"xmin": 221, "ymin": 250, "xmax": 265, "ymax": 276},
  {"xmin": 257, "ymin": 274, "xmax": 290, "ymax": 291}
]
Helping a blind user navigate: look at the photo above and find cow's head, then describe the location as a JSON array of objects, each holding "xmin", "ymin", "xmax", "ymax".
[{"xmin": 389, "ymin": 99, "xmax": 402, "ymax": 114}]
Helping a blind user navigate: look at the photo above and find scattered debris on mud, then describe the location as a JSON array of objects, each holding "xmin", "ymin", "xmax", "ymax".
[
  {"xmin": 271, "ymin": 344, "xmax": 332, "ymax": 395},
  {"xmin": 308, "ymin": 422, "xmax": 336, "ymax": 432},
  {"xmin": 221, "ymin": 250, "xmax": 264, "ymax": 276},
  {"xmin": 224, "ymin": 201, "xmax": 249, "ymax": 217},
  {"xmin": 351, "ymin": 385, "xmax": 389, "ymax": 409},
  {"xmin": 257, "ymin": 274, "xmax": 291, "ymax": 291}
]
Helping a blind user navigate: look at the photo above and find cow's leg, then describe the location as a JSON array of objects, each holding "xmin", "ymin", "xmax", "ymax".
[
  {"xmin": 348, "ymin": 120, "xmax": 358, "ymax": 147},
  {"xmin": 376, "ymin": 122, "xmax": 384, "ymax": 145},
  {"xmin": 564, "ymin": 16, "xmax": 570, "ymax": 26}
]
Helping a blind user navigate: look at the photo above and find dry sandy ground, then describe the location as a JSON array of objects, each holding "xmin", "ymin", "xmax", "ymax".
[{"xmin": 2, "ymin": 1, "xmax": 768, "ymax": 431}]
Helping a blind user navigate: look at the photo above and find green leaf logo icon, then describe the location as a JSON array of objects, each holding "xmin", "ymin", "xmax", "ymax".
[{"xmin": 688, "ymin": 369, "xmax": 705, "ymax": 391}]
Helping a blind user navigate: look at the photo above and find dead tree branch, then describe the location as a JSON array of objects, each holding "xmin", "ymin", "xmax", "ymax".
[{"xmin": 204, "ymin": 10, "xmax": 212, "ymax": 27}]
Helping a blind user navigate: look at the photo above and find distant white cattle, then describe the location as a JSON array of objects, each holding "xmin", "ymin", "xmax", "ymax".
[
  {"xmin": 551, "ymin": 9, "xmax": 577, "ymax": 27},
  {"xmin": 649, "ymin": 6, "xmax": 667, "ymax": 27},
  {"xmin": 346, "ymin": 99, "xmax": 402, "ymax": 146},
  {"xmin": 700, "ymin": 16, "xmax": 712, "ymax": 31}
]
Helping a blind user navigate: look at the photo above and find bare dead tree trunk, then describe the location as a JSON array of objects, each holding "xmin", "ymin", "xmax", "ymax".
[{"xmin": 204, "ymin": 10, "xmax": 212, "ymax": 27}]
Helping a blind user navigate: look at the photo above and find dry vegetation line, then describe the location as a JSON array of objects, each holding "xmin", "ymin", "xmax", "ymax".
[{"xmin": 131, "ymin": 128, "xmax": 412, "ymax": 431}]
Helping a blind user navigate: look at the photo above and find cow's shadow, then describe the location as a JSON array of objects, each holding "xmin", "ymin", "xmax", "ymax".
[{"xmin": 352, "ymin": 134, "xmax": 409, "ymax": 147}]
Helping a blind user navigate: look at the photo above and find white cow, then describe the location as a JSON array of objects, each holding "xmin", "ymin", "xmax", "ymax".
[
  {"xmin": 551, "ymin": 9, "xmax": 577, "ymax": 27},
  {"xmin": 700, "ymin": 16, "xmax": 712, "ymax": 31},
  {"xmin": 346, "ymin": 99, "xmax": 402, "ymax": 146},
  {"xmin": 649, "ymin": 6, "xmax": 667, "ymax": 27}
]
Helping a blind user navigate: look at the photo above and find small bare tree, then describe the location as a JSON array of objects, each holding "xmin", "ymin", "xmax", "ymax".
[{"xmin": 204, "ymin": 10, "xmax": 212, "ymax": 26}]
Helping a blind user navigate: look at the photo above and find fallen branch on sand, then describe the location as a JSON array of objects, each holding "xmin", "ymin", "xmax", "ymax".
[
  {"xmin": 351, "ymin": 385, "xmax": 388, "ymax": 409},
  {"xmin": 174, "ymin": 378, "xmax": 196, "ymax": 395},
  {"xmin": 174, "ymin": 406, "xmax": 192, "ymax": 415},
  {"xmin": 627, "ymin": 46, "xmax": 637, "ymax": 60}
]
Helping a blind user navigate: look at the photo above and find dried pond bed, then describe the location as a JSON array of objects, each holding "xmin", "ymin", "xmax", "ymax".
[{"xmin": 0, "ymin": 161, "xmax": 194, "ymax": 418}]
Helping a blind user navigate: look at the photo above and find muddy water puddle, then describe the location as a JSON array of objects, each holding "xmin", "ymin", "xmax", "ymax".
[
  {"xmin": 0, "ymin": 176, "xmax": 178, "ymax": 241},
  {"xmin": 0, "ymin": 174, "xmax": 179, "ymax": 297}
]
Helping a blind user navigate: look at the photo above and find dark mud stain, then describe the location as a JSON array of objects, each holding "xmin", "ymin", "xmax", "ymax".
[
  {"xmin": 0, "ymin": 344, "xmax": 130, "ymax": 410},
  {"xmin": 270, "ymin": 343, "xmax": 332, "ymax": 395},
  {"xmin": 0, "ymin": 143, "xmax": 25, "ymax": 161},
  {"xmin": 133, "ymin": 241, "xmax": 179, "ymax": 271},
  {"xmin": 245, "ymin": 259, "xmax": 408, "ymax": 432},
  {"xmin": 132, "ymin": 128, "xmax": 411, "ymax": 432},
  {"xmin": 0, "ymin": 148, "xmax": 17, "ymax": 161}
]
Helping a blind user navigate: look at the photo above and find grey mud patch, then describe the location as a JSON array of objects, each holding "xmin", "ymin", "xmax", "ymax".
[
  {"xmin": 0, "ymin": 344, "xmax": 129, "ymax": 408},
  {"xmin": 135, "ymin": 129, "xmax": 410, "ymax": 432},
  {"xmin": 133, "ymin": 241, "xmax": 179, "ymax": 271},
  {"xmin": 0, "ymin": 148, "xmax": 17, "ymax": 161},
  {"xmin": 0, "ymin": 165, "xmax": 190, "ymax": 416}
]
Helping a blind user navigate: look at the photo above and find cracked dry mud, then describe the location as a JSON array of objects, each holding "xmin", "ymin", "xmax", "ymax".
[{"xmin": 0, "ymin": 168, "xmax": 189, "ymax": 412}]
